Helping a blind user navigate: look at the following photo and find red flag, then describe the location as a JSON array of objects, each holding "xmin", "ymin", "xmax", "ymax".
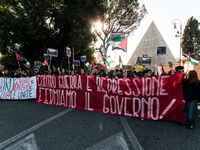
[
  {"xmin": 119, "ymin": 55, "xmax": 122, "ymax": 63},
  {"xmin": 43, "ymin": 60, "xmax": 48, "ymax": 66},
  {"xmin": 97, "ymin": 51, "xmax": 103, "ymax": 60},
  {"xmin": 53, "ymin": 65, "xmax": 57, "ymax": 72},
  {"xmin": 118, "ymin": 37, "xmax": 127, "ymax": 52},
  {"xmin": 160, "ymin": 63, "xmax": 165, "ymax": 73},
  {"xmin": 99, "ymin": 62, "xmax": 106, "ymax": 67},
  {"xmin": 91, "ymin": 60, "xmax": 95, "ymax": 70},
  {"xmin": 15, "ymin": 52, "xmax": 26, "ymax": 62}
]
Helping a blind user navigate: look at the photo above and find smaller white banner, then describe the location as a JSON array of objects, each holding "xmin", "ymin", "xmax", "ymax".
[{"xmin": 0, "ymin": 76, "xmax": 36, "ymax": 100}]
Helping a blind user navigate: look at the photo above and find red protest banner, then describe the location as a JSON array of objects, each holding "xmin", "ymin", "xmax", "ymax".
[{"xmin": 36, "ymin": 74, "xmax": 185, "ymax": 122}]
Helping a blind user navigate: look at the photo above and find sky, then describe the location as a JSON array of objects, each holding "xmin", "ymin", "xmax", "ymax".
[{"xmin": 96, "ymin": 0, "xmax": 200, "ymax": 68}]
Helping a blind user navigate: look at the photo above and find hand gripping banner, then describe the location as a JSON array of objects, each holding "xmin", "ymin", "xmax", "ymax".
[{"xmin": 36, "ymin": 74, "xmax": 185, "ymax": 122}]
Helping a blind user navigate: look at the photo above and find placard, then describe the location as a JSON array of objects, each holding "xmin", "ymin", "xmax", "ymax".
[
  {"xmin": 73, "ymin": 60, "xmax": 80, "ymax": 66},
  {"xmin": 142, "ymin": 57, "xmax": 151, "ymax": 66},
  {"xmin": 34, "ymin": 61, "xmax": 42, "ymax": 68},
  {"xmin": 81, "ymin": 55, "xmax": 87, "ymax": 62},
  {"xmin": 66, "ymin": 47, "xmax": 71, "ymax": 57},
  {"xmin": 157, "ymin": 46, "xmax": 166, "ymax": 56},
  {"xmin": 47, "ymin": 48, "xmax": 58, "ymax": 57},
  {"xmin": 43, "ymin": 54, "xmax": 50, "ymax": 61}
]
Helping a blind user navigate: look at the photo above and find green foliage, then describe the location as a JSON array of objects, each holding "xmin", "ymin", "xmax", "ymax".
[
  {"xmin": 93, "ymin": 0, "xmax": 147, "ymax": 56},
  {"xmin": 0, "ymin": 0, "xmax": 104, "ymax": 70},
  {"xmin": 181, "ymin": 16, "xmax": 200, "ymax": 56}
]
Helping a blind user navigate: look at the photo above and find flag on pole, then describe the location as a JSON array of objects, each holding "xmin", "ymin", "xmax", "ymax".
[
  {"xmin": 119, "ymin": 55, "xmax": 122, "ymax": 63},
  {"xmin": 23, "ymin": 61, "xmax": 31, "ymax": 69},
  {"xmin": 99, "ymin": 46, "xmax": 106, "ymax": 56},
  {"xmin": 91, "ymin": 60, "xmax": 95, "ymax": 70},
  {"xmin": 43, "ymin": 60, "xmax": 48, "ymax": 66},
  {"xmin": 189, "ymin": 53, "xmax": 199, "ymax": 66},
  {"xmin": 97, "ymin": 47, "xmax": 110, "ymax": 67},
  {"xmin": 15, "ymin": 52, "xmax": 31, "ymax": 69},
  {"xmin": 85, "ymin": 62, "xmax": 91, "ymax": 68},
  {"xmin": 107, "ymin": 36, "xmax": 127, "ymax": 52},
  {"xmin": 53, "ymin": 65, "xmax": 57, "ymax": 72},
  {"xmin": 15, "ymin": 52, "xmax": 27, "ymax": 62},
  {"xmin": 97, "ymin": 51, "xmax": 107, "ymax": 62},
  {"xmin": 160, "ymin": 63, "xmax": 165, "ymax": 73},
  {"xmin": 99, "ymin": 62, "xmax": 106, "ymax": 68}
]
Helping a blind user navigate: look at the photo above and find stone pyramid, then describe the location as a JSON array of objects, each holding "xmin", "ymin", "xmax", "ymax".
[{"xmin": 128, "ymin": 21, "xmax": 177, "ymax": 69}]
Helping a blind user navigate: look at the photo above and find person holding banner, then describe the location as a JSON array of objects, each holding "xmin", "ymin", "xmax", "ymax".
[
  {"xmin": 71, "ymin": 70, "xmax": 75, "ymax": 75},
  {"xmin": 175, "ymin": 66, "xmax": 184, "ymax": 74},
  {"xmin": 183, "ymin": 70, "xmax": 200, "ymax": 129},
  {"xmin": 93, "ymin": 66, "xmax": 100, "ymax": 76},
  {"xmin": 80, "ymin": 69, "xmax": 86, "ymax": 75},
  {"xmin": 126, "ymin": 70, "xmax": 134, "ymax": 78},
  {"xmin": 168, "ymin": 70, "xmax": 176, "ymax": 75},
  {"xmin": 108, "ymin": 70, "xmax": 116, "ymax": 78},
  {"xmin": 3, "ymin": 69, "xmax": 10, "ymax": 77}
]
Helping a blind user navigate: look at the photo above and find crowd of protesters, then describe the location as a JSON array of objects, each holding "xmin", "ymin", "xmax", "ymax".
[
  {"xmin": 0, "ymin": 65, "xmax": 184, "ymax": 78},
  {"xmin": 0, "ymin": 65, "xmax": 200, "ymax": 129}
]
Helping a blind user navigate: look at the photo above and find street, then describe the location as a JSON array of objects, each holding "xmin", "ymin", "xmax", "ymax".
[{"xmin": 0, "ymin": 100, "xmax": 200, "ymax": 150}]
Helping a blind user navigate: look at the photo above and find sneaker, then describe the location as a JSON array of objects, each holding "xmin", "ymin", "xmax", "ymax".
[{"xmin": 186, "ymin": 125, "xmax": 194, "ymax": 129}]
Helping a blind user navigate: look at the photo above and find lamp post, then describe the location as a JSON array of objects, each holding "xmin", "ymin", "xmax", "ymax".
[{"xmin": 171, "ymin": 19, "xmax": 182, "ymax": 66}]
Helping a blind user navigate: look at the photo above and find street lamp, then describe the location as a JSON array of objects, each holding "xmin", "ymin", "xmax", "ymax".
[{"xmin": 171, "ymin": 19, "xmax": 182, "ymax": 66}]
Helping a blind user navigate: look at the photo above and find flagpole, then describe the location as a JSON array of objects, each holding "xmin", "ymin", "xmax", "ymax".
[
  {"xmin": 68, "ymin": 56, "xmax": 70, "ymax": 75},
  {"xmin": 84, "ymin": 61, "xmax": 86, "ymax": 73},
  {"xmin": 15, "ymin": 52, "xmax": 22, "ymax": 77},
  {"xmin": 48, "ymin": 56, "xmax": 52, "ymax": 74},
  {"xmin": 187, "ymin": 53, "xmax": 190, "ymax": 73}
]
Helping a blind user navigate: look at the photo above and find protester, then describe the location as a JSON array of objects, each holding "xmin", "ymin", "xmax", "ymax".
[
  {"xmin": 144, "ymin": 69, "xmax": 152, "ymax": 77},
  {"xmin": 13, "ymin": 71, "xmax": 19, "ymax": 78},
  {"xmin": 182, "ymin": 70, "xmax": 200, "ymax": 129},
  {"xmin": 99, "ymin": 69, "xmax": 106, "ymax": 77},
  {"xmin": 175, "ymin": 66, "xmax": 184, "ymax": 74},
  {"xmin": 26, "ymin": 69, "xmax": 33, "ymax": 77},
  {"xmin": 161, "ymin": 72, "xmax": 167, "ymax": 76},
  {"xmin": 93, "ymin": 66, "xmax": 100, "ymax": 76},
  {"xmin": 71, "ymin": 70, "xmax": 75, "ymax": 75},
  {"xmin": 116, "ymin": 69, "xmax": 122, "ymax": 78},
  {"xmin": 168, "ymin": 70, "xmax": 176, "ymax": 75},
  {"xmin": 34, "ymin": 68, "xmax": 39, "ymax": 75},
  {"xmin": 80, "ymin": 69, "xmax": 86, "ymax": 75},
  {"xmin": 126, "ymin": 70, "xmax": 134, "ymax": 78},
  {"xmin": 108, "ymin": 70, "xmax": 115, "ymax": 78},
  {"xmin": 87, "ymin": 70, "xmax": 91, "ymax": 76},
  {"xmin": 3, "ymin": 69, "xmax": 10, "ymax": 77},
  {"xmin": 123, "ymin": 70, "xmax": 127, "ymax": 78},
  {"xmin": 137, "ymin": 71, "xmax": 143, "ymax": 77},
  {"xmin": 61, "ymin": 68, "xmax": 67, "ymax": 75},
  {"xmin": 17, "ymin": 69, "xmax": 22, "ymax": 77},
  {"xmin": 22, "ymin": 71, "xmax": 28, "ymax": 77}
]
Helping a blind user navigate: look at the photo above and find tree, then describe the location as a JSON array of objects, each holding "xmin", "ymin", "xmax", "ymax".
[
  {"xmin": 181, "ymin": 16, "xmax": 200, "ymax": 56},
  {"xmin": 92, "ymin": 0, "xmax": 147, "ymax": 57},
  {"xmin": 0, "ymin": 0, "xmax": 104, "ymax": 69}
]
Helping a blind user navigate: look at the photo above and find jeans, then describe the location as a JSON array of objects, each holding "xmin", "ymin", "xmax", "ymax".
[{"xmin": 183, "ymin": 99, "xmax": 198, "ymax": 126}]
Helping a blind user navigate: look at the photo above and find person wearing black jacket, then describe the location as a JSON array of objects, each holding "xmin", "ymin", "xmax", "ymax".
[{"xmin": 183, "ymin": 70, "xmax": 200, "ymax": 129}]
